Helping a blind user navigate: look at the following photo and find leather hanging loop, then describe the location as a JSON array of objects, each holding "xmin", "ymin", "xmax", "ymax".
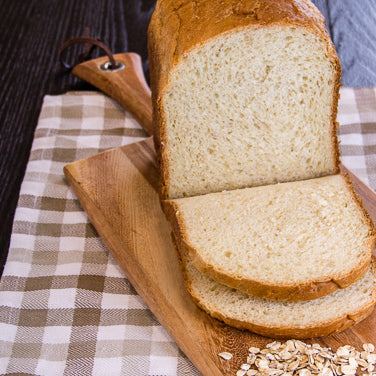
[{"xmin": 59, "ymin": 34, "xmax": 118, "ymax": 71}]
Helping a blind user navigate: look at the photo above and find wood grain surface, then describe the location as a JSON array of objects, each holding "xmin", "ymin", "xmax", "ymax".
[
  {"xmin": 64, "ymin": 137, "xmax": 376, "ymax": 375},
  {"xmin": 73, "ymin": 53, "xmax": 153, "ymax": 135}
]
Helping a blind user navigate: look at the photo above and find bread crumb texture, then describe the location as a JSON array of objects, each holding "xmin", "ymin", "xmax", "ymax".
[
  {"xmin": 173, "ymin": 175, "xmax": 373, "ymax": 286},
  {"xmin": 163, "ymin": 26, "xmax": 338, "ymax": 198}
]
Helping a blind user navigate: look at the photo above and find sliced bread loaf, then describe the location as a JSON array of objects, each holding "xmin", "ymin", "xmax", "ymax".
[
  {"xmin": 148, "ymin": 0, "xmax": 341, "ymax": 200},
  {"xmin": 180, "ymin": 254, "xmax": 376, "ymax": 339},
  {"xmin": 164, "ymin": 174, "xmax": 376, "ymax": 301}
]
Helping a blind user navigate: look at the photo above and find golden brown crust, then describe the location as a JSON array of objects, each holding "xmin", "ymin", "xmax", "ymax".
[
  {"xmin": 163, "ymin": 174, "xmax": 376, "ymax": 301},
  {"xmin": 174, "ymin": 233, "xmax": 376, "ymax": 339},
  {"xmin": 191, "ymin": 292, "xmax": 376, "ymax": 339},
  {"xmin": 148, "ymin": 0, "xmax": 342, "ymax": 200},
  {"xmin": 342, "ymin": 172, "xmax": 376, "ymax": 242},
  {"xmin": 178, "ymin": 234, "xmax": 372, "ymax": 301}
]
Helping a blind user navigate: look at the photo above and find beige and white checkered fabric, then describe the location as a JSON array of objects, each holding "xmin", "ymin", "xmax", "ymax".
[
  {"xmin": 1, "ymin": 88, "xmax": 376, "ymax": 375},
  {"xmin": 0, "ymin": 92, "xmax": 199, "ymax": 376},
  {"xmin": 338, "ymin": 88, "xmax": 376, "ymax": 188}
]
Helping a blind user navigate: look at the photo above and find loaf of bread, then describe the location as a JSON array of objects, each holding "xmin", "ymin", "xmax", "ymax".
[
  {"xmin": 179, "ymin": 253, "xmax": 376, "ymax": 339},
  {"xmin": 148, "ymin": 0, "xmax": 341, "ymax": 200},
  {"xmin": 148, "ymin": 0, "xmax": 376, "ymax": 336},
  {"xmin": 164, "ymin": 174, "xmax": 376, "ymax": 301}
]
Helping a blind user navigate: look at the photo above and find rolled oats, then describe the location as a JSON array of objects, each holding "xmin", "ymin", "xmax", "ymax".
[
  {"xmin": 288, "ymin": 360, "xmax": 300, "ymax": 371},
  {"xmin": 247, "ymin": 354, "xmax": 257, "ymax": 364},
  {"xmin": 364, "ymin": 344, "xmax": 375, "ymax": 353},
  {"xmin": 341, "ymin": 364, "xmax": 356, "ymax": 375},
  {"xmin": 218, "ymin": 351, "xmax": 233, "ymax": 360},
  {"xmin": 320, "ymin": 367, "xmax": 333, "ymax": 376},
  {"xmin": 255, "ymin": 358, "xmax": 269, "ymax": 369},
  {"xmin": 249, "ymin": 347, "xmax": 261, "ymax": 354},
  {"xmin": 358, "ymin": 359, "xmax": 369, "ymax": 368},
  {"xmin": 236, "ymin": 370, "xmax": 247, "ymax": 376},
  {"xmin": 298, "ymin": 370, "xmax": 311, "ymax": 376},
  {"xmin": 349, "ymin": 357, "xmax": 358, "ymax": 369},
  {"xmin": 234, "ymin": 340, "xmax": 376, "ymax": 376},
  {"xmin": 337, "ymin": 347, "xmax": 350, "ymax": 359}
]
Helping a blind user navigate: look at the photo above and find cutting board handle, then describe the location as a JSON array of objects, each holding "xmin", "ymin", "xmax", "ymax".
[{"xmin": 72, "ymin": 53, "xmax": 154, "ymax": 136}]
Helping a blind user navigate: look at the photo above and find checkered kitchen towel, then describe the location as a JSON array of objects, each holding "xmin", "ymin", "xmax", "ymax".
[
  {"xmin": 1, "ymin": 88, "xmax": 376, "ymax": 376},
  {"xmin": 0, "ymin": 92, "xmax": 199, "ymax": 376},
  {"xmin": 338, "ymin": 88, "xmax": 376, "ymax": 188}
]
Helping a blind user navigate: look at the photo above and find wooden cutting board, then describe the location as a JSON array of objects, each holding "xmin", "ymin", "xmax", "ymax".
[
  {"xmin": 64, "ymin": 53, "xmax": 376, "ymax": 375},
  {"xmin": 64, "ymin": 135, "xmax": 376, "ymax": 376}
]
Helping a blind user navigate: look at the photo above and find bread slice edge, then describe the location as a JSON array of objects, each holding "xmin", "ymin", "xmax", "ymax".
[
  {"xmin": 163, "ymin": 174, "xmax": 376, "ymax": 301},
  {"xmin": 172, "ymin": 232, "xmax": 376, "ymax": 339}
]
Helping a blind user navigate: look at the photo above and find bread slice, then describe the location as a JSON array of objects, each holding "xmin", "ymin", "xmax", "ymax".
[
  {"xmin": 148, "ymin": 0, "xmax": 341, "ymax": 200},
  {"xmin": 180, "ymin": 254, "xmax": 376, "ymax": 339},
  {"xmin": 164, "ymin": 174, "xmax": 376, "ymax": 301}
]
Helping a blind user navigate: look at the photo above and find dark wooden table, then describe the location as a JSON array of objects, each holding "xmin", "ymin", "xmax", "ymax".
[{"xmin": 1, "ymin": 0, "xmax": 376, "ymax": 276}]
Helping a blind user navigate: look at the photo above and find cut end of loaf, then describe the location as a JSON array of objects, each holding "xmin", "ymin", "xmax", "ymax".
[
  {"xmin": 182, "ymin": 256, "xmax": 376, "ymax": 338},
  {"xmin": 161, "ymin": 25, "xmax": 340, "ymax": 199},
  {"xmin": 166, "ymin": 175, "xmax": 375, "ymax": 300}
]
